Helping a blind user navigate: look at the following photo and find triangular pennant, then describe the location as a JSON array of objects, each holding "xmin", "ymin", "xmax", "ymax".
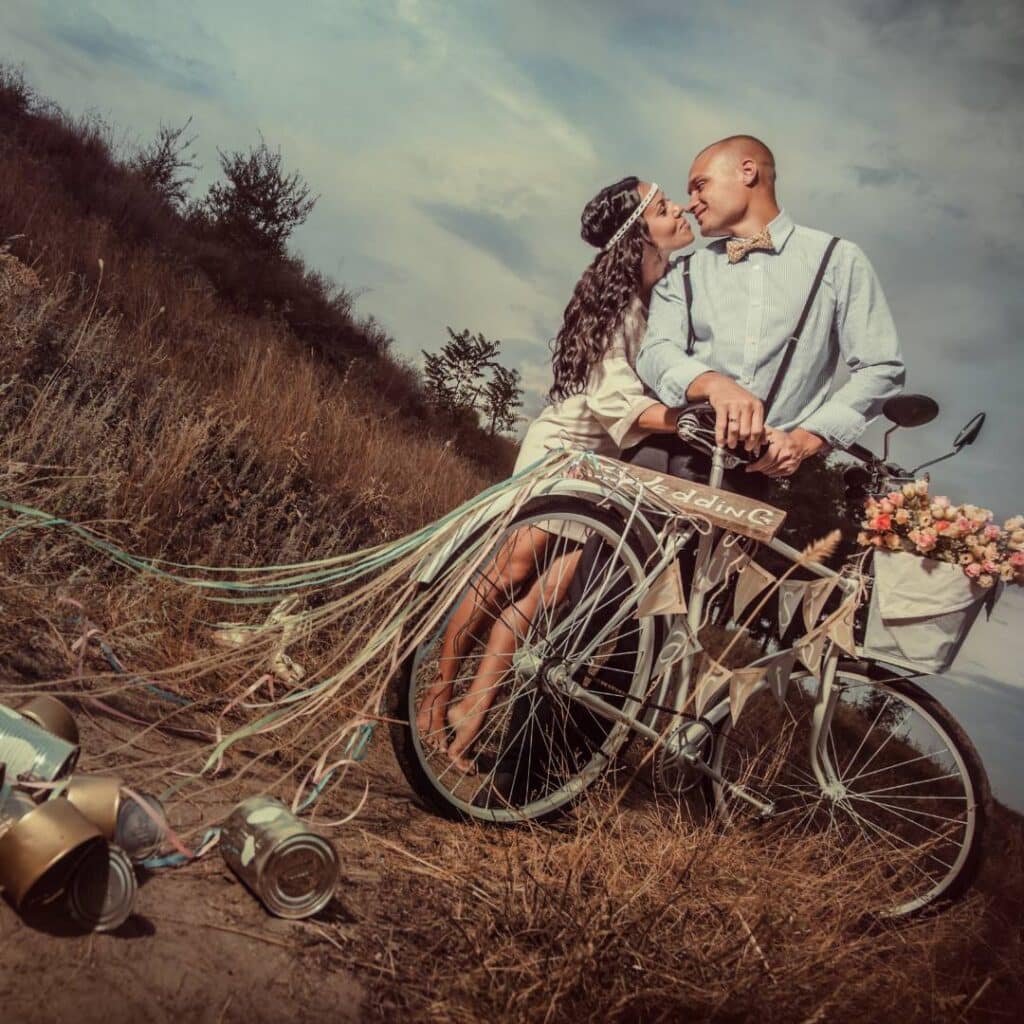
[
  {"xmin": 763, "ymin": 649, "xmax": 798, "ymax": 707},
  {"xmin": 778, "ymin": 580, "xmax": 810, "ymax": 634},
  {"xmin": 695, "ymin": 534, "xmax": 750, "ymax": 593},
  {"xmin": 827, "ymin": 600, "xmax": 858, "ymax": 655},
  {"xmin": 733, "ymin": 561, "xmax": 776, "ymax": 621},
  {"xmin": 729, "ymin": 666, "xmax": 767, "ymax": 724},
  {"xmin": 802, "ymin": 577, "xmax": 839, "ymax": 632},
  {"xmin": 636, "ymin": 561, "xmax": 687, "ymax": 616},
  {"xmin": 694, "ymin": 660, "xmax": 732, "ymax": 718},
  {"xmin": 795, "ymin": 627, "xmax": 827, "ymax": 673}
]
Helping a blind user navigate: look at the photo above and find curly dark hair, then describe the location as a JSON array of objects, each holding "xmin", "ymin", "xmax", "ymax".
[{"xmin": 549, "ymin": 177, "xmax": 653, "ymax": 402}]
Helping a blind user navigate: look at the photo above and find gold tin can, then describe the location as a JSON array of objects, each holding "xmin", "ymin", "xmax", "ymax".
[
  {"xmin": 66, "ymin": 844, "xmax": 137, "ymax": 932},
  {"xmin": 0, "ymin": 797, "xmax": 106, "ymax": 908},
  {"xmin": 18, "ymin": 695, "xmax": 80, "ymax": 746},
  {"xmin": 220, "ymin": 796, "xmax": 339, "ymax": 919},
  {"xmin": 0, "ymin": 704, "xmax": 79, "ymax": 783},
  {"xmin": 66, "ymin": 774, "xmax": 123, "ymax": 839}
]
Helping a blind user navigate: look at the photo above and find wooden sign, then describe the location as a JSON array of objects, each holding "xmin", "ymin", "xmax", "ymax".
[{"xmin": 581, "ymin": 458, "xmax": 786, "ymax": 542}]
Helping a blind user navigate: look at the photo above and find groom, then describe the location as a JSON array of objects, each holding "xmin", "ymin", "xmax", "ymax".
[{"xmin": 635, "ymin": 135, "xmax": 905, "ymax": 483}]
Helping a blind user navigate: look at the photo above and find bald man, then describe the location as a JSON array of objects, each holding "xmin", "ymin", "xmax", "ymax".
[{"xmin": 635, "ymin": 135, "xmax": 905, "ymax": 484}]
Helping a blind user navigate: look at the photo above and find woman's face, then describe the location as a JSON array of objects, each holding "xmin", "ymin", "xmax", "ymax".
[{"xmin": 639, "ymin": 183, "xmax": 692, "ymax": 252}]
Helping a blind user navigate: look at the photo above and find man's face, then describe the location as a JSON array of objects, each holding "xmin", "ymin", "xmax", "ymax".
[{"xmin": 685, "ymin": 148, "xmax": 748, "ymax": 237}]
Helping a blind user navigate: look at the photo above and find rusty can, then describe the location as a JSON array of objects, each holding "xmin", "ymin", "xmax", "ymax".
[
  {"xmin": 0, "ymin": 704, "xmax": 79, "ymax": 784},
  {"xmin": 0, "ymin": 797, "xmax": 106, "ymax": 908},
  {"xmin": 66, "ymin": 844, "xmax": 137, "ymax": 932},
  {"xmin": 18, "ymin": 695, "xmax": 79, "ymax": 746},
  {"xmin": 220, "ymin": 796, "xmax": 338, "ymax": 919}
]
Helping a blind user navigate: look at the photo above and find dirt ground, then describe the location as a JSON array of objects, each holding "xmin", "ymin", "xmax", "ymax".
[{"xmin": 0, "ymin": 714, "xmax": 428, "ymax": 1024}]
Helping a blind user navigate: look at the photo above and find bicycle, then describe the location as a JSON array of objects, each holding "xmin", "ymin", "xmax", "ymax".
[{"xmin": 388, "ymin": 395, "xmax": 991, "ymax": 918}]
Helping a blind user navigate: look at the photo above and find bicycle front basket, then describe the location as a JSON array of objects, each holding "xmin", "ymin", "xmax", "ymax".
[{"xmin": 863, "ymin": 550, "xmax": 994, "ymax": 673}]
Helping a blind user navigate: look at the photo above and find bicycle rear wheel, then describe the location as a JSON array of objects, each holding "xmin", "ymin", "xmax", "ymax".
[
  {"xmin": 707, "ymin": 664, "xmax": 988, "ymax": 917},
  {"xmin": 388, "ymin": 496, "xmax": 662, "ymax": 823}
]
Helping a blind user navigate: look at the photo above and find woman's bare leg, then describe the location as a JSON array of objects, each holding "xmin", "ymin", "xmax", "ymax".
[
  {"xmin": 446, "ymin": 550, "xmax": 581, "ymax": 773},
  {"xmin": 415, "ymin": 525, "xmax": 551, "ymax": 748}
]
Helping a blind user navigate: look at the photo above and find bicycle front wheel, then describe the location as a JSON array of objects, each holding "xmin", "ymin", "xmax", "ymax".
[
  {"xmin": 388, "ymin": 495, "xmax": 662, "ymax": 824},
  {"xmin": 707, "ymin": 664, "xmax": 989, "ymax": 918}
]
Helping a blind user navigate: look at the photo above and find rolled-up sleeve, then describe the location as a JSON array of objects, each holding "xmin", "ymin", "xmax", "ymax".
[
  {"xmin": 800, "ymin": 242, "xmax": 905, "ymax": 447},
  {"xmin": 636, "ymin": 261, "xmax": 714, "ymax": 406},
  {"xmin": 585, "ymin": 350, "xmax": 659, "ymax": 450}
]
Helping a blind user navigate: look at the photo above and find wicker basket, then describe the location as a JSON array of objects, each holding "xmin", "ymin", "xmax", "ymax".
[{"xmin": 863, "ymin": 550, "xmax": 993, "ymax": 673}]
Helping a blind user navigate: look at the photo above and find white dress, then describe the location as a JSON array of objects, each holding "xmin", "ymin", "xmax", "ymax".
[{"xmin": 513, "ymin": 298, "xmax": 660, "ymax": 473}]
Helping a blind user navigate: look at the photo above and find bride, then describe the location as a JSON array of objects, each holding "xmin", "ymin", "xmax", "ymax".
[{"xmin": 417, "ymin": 177, "xmax": 693, "ymax": 771}]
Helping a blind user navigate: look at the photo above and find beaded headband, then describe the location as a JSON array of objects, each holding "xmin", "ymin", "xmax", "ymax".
[{"xmin": 601, "ymin": 182, "xmax": 660, "ymax": 251}]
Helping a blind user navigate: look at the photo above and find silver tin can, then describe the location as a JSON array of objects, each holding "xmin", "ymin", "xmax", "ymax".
[
  {"xmin": 0, "ymin": 704, "xmax": 79, "ymax": 783},
  {"xmin": 220, "ymin": 796, "xmax": 338, "ymax": 919},
  {"xmin": 66, "ymin": 844, "xmax": 137, "ymax": 932},
  {"xmin": 115, "ymin": 792, "xmax": 166, "ymax": 862}
]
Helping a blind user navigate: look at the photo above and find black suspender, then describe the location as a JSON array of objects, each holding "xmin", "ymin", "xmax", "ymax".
[
  {"xmin": 681, "ymin": 254, "xmax": 696, "ymax": 355},
  {"xmin": 760, "ymin": 236, "xmax": 841, "ymax": 418}
]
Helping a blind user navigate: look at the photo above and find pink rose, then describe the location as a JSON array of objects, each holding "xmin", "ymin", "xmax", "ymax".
[
  {"xmin": 916, "ymin": 533, "xmax": 937, "ymax": 553},
  {"xmin": 956, "ymin": 517, "xmax": 973, "ymax": 533},
  {"xmin": 871, "ymin": 513, "xmax": 893, "ymax": 531},
  {"xmin": 983, "ymin": 560, "xmax": 999, "ymax": 574},
  {"xmin": 964, "ymin": 562, "xmax": 982, "ymax": 578},
  {"xmin": 879, "ymin": 499, "xmax": 894, "ymax": 514},
  {"xmin": 1010, "ymin": 552, "xmax": 1024, "ymax": 567},
  {"xmin": 887, "ymin": 491, "xmax": 905, "ymax": 508},
  {"xmin": 984, "ymin": 524, "xmax": 1001, "ymax": 541},
  {"xmin": 934, "ymin": 519, "xmax": 950, "ymax": 532}
]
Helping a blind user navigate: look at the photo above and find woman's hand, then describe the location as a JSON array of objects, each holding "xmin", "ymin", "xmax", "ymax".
[{"xmin": 746, "ymin": 426, "xmax": 828, "ymax": 477}]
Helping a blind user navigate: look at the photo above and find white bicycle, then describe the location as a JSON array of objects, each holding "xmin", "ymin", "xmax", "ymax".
[{"xmin": 389, "ymin": 395, "xmax": 990, "ymax": 918}]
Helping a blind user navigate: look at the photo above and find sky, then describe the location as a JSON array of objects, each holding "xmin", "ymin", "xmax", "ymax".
[{"xmin": 2, "ymin": 0, "xmax": 1022, "ymax": 806}]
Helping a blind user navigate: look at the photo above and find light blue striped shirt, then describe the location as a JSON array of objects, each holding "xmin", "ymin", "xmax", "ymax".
[{"xmin": 636, "ymin": 209, "xmax": 905, "ymax": 447}]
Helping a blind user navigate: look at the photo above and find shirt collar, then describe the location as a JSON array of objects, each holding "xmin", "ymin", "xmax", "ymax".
[{"xmin": 709, "ymin": 208, "xmax": 795, "ymax": 254}]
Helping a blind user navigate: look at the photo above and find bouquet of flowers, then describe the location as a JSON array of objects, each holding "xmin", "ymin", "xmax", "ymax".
[{"xmin": 857, "ymin": 479, "xmax": 1024, "ymax": 589}]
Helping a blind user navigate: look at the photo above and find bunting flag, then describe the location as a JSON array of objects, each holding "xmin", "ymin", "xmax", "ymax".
[
  {"xmin": 778, "ymin": 580, "xmax": 809, "ymax": 634},
  {"xmin": 695, "ymin": 534, "xmax": 750, "ymax": 593},
  {"xmin": 827, "ymin": 599, "xmax": 859, "ymax": 655},
  {"xmin": 693, "ymin": 660, "xmax": 733, "ymax": 718},
  {"xmin": 729, "ymin": 666, "xmax": 767, "ymax": 724},
  {"xmin": 763, "ymin": 648, "xmax": 799, "ymax": 707},
  {"xmin": 802, "ymin": 577, "xmax": 839, "ymax": 632},
  {"xmin": 636, "ymin": 561, "xmax": 687, "ymax": 616},
  {"xmin": 795, "ymin": 625, "xmax": 828, "ymax": 673},
  {"xmin": 733, "ymin": 561, "xmax": 776, "ymax": 621}
]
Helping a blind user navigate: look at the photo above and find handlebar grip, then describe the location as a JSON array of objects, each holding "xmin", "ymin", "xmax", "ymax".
[{"xmin": 845, "ymin": 441, "xmax": 875, "ymax": 463}]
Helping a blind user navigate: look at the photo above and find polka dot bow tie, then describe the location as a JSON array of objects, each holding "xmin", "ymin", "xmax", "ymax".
[{"xmin": 726, "ymin": 226, "xmax": 774, "ymax": 264}]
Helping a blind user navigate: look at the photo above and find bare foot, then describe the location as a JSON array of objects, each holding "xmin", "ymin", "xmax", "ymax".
[
  {"xmin": 415, "ymin": 683, "xmax": 451, "ymax": 752},
  {"xmin": 445, "ymin": 699, "xmax": 486, "ymax": 774}
]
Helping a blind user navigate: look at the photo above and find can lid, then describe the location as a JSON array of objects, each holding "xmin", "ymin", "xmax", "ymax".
[
  {"xmin": 116, "ymin": 793, "xmax": 166, "ymax": 862},
  {"xmin": 66, "ymin": 845, "xmax": 137, "ymax": 932},
  {"xmin": 259, "ymin": 834, "xmax": 338, "ymax": 919}
]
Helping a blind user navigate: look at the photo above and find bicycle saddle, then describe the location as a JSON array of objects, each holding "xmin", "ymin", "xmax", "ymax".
[{"xmin": 674, "ymin": 402, "xmax": 764, "ymax": 470}]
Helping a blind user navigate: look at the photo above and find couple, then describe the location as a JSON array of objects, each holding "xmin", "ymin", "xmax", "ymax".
[{"xmin": 418, "ymin": 134, "xmax": 905, "ymax": 777}]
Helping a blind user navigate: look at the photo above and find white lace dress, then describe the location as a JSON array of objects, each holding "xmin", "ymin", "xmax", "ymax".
[{"xmin": 513, "ymin": 298, "xmax": 660, "ymax": 473}]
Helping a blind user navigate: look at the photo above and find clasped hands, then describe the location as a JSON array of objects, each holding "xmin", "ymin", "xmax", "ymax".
[{"xmin": 690, "ymin": 373, "xmax": 827, "ymax": 478}]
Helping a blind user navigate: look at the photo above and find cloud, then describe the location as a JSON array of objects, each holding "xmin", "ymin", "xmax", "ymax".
[
  {"xmin": 852, "ymin": 164, "xmax": 922, "ymax": 188},
  {"xmin": 45, "ymin": 4, "xmax": 226, "ymax": 98},
  {"xmin": 417, "ymin": 201, "xmax": 536, "ymax": 279}
]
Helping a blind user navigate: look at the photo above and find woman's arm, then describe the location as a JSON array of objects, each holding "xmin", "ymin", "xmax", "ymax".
[{"xmin": 635, "ymin": 403, "xmax": 679, "ymax": 433}]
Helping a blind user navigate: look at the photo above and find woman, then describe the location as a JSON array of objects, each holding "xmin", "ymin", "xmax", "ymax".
[{"xmin": 417, "ymin": 178, "xmax": 694, "ymax": 770}]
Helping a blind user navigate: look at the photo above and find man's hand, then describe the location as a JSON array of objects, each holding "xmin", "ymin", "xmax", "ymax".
[
  {"xmin": 746, "ymin": 426, "xmax": 828, "ymax": 477},
  {"xmin": 687, "ymin": 371, "xmax": 765, "ymax": 451}
]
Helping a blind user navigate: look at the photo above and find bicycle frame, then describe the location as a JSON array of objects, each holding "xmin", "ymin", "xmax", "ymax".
[{"xmin": 545, "ymin": 446, "xmax": 864, "ymax": 812}]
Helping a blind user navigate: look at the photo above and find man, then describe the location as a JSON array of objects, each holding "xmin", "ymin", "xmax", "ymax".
[{"xmin": 635, "ymin": 135, "xmax": 905, "ymax": 482}]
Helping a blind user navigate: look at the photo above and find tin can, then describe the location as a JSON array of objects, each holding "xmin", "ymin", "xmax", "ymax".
[
  {"xmin": 220, "ymin": 796, "xmax": 338, "ymax": 919},
  {"xmin": 115, "ymin": 792, "xmax": 166, "ymax": 862},
  {"xmin": 64, "ymin": 775, "xmax": 167, "ymax": 862},
  {"xmin": 66, "ymin": 844, "xmax": 137, "ymax": 932},
  {"xmin": 0, "ymin": 797, "xmax": 106, "ymax": 908},
  {"xmin": 18, "ymin": 695, "xmax": 79, "ymax": 746},
  {"xmin": 0, "ymin": 704, "xmax": 79, "ymax": 784}
]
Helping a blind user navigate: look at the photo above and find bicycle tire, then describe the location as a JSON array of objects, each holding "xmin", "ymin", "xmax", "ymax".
[
  {"xmin": 388, "ymin": 494, "xmax": 664, "ymax": 824},
  {"xmin": 705, "ymin": 661, "xmax": 989, "ymax": 918}
]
